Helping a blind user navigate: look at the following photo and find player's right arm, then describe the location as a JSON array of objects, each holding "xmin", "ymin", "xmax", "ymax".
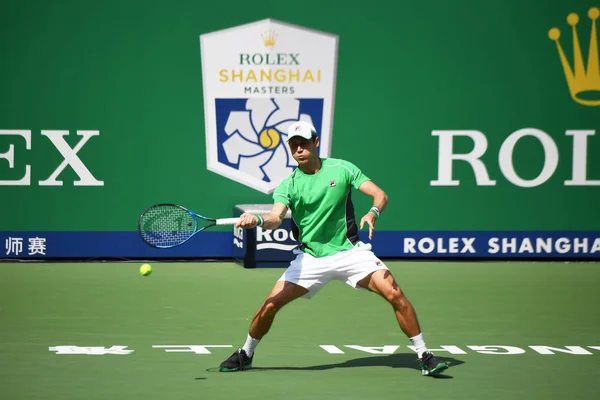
[
  {"xmin": 235, "ymin": 174, "xmax": 292, "ymax": 230},
  {"xmin": 236, "ymin": 202, "xmax": 288, "ymax": 230},
  {"xmin": 261, "ymin": 202, "xmax": 288, "ymax": 229}
]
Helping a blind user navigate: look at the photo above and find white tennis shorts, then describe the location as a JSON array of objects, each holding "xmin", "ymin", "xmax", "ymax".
[{"xmin": 278, "ymin": 242, "xmax": 389, "ymax": 299}]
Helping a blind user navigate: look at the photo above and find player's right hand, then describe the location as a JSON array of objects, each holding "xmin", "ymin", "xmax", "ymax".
[{"xmin": 236, "ymin": 212, "xmax": 259, "ymax": 229}]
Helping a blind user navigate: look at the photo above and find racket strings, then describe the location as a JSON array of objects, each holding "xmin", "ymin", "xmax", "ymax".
[{"xmin": 140, "ymin": 206, "xmax": 195, "ymax": 247}]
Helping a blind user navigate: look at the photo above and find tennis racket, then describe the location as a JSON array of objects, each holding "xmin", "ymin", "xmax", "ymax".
[{"xmin": 138, "ymin": 203, "xmax": 240, "ymax": 248}]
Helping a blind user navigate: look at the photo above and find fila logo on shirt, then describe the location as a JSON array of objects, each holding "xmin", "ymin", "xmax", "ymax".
[{"xmin": 329, "ymin": 180, "xmax": 336, "ymax": 187}]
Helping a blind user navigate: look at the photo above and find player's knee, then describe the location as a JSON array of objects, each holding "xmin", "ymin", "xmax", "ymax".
[
  {"xmin": 260, "ymin": 298, "xmax": 281, "ymax": 318},
  {"xmin": 387, "ymin": 288, "xmax": 408, "ymax": 308}
]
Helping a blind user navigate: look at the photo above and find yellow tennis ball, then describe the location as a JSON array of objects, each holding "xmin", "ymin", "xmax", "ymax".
[
  {"xmin": 259, "ymin": 128, "xmax": 280, "ymax": 149},
  {"xmin": 140, "ymin": 263, "xmax": 152, "ymax": 276}
]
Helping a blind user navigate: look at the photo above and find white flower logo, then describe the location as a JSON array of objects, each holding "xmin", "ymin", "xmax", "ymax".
[{"xmin": 222, "ymin": 98, "xmax": 315, "ymax": 183}]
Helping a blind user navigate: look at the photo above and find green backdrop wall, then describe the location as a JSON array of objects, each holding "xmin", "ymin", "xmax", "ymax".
[{"xmin": 0, "ymin": 0, "xmax": 598, "ymax": 259}]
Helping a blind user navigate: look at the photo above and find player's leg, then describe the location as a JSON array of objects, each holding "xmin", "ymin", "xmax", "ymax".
[
  {"xmin": 249, "ymin": 280, "xmax": 309, "ymax": 340},
  {"xmin": 337, "ymin": 244, "xmax": 448, "ymax": 376},
  {"xmin": 220, "ymin": 250, "xmax": 330, "ymax": 372},
  {"xmin": 357, "ymin": 268, "xmax": 449, "ymax": 376},
  {"xmin": 245, "ymin": 250, "xmax": 330, "ymax": 349},
  {"xmin": 357, "ymin": 268, "xmax": 421, "ymax": 337},
  {"xmin": 219, "ymin": 280, "xmax": 307, "ymax": 372}
]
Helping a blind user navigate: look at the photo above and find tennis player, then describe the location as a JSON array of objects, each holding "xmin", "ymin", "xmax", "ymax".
[{"xmin": 219, "ymin": 121, "xmax": 448, "ymax": 376}]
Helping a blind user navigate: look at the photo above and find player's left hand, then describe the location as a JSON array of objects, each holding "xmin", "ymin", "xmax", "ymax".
[{"xmin": 360, "ymin": 212, "xmax": 377, "ymax": 240}]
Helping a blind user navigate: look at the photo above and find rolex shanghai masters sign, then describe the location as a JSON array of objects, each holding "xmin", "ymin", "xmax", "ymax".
[{"xmin": 200, "ymin": 19, "xmax": 339, "ymax": 193}]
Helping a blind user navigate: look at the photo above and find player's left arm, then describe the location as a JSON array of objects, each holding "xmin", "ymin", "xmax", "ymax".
[{"xmin": 358, "ymin": 180, "xmax": 388, "ymax": 240}]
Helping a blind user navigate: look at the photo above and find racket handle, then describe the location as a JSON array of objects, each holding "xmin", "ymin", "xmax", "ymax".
[{"xmin": 215, "ymin": 217, "xmax": 241, "ymax": 225}]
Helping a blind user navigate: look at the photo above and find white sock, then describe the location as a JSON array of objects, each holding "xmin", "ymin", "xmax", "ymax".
[
  {"xmin": 242, "ymin": 334, "xmax": 260, "ymax": 357},
  {"xmin": 409, "ymin": 333, "xmax": 428, "ymax": 359}
]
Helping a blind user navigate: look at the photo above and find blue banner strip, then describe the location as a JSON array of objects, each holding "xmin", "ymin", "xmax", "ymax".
[{"xmin": 0, "ymin": 231, "xmax": 599, "ymax": 259}]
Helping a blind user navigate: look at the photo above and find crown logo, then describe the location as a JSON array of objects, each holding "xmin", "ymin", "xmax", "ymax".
[
  {"xmin": 261, "ymin": 30, "xmax": 277, "ymax": 49},
  {"xmin": 548, "ymin": 7, "xmax": 600, "ymax": 106}
]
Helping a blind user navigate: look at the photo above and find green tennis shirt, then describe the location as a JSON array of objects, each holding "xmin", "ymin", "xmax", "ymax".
[{"xmin": 272, "ymin": 158, "xmax": 370, "ymax": 258}]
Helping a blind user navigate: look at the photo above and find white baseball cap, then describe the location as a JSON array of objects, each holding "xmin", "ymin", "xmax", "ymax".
[{"xmin": 287, "ymin": 121, "xmax": 317, "ymax": 142}]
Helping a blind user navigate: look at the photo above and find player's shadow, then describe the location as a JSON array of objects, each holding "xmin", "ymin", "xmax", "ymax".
[{"xmin": 252, "ymin": 353, "xmax": 464, "ymax": 378}]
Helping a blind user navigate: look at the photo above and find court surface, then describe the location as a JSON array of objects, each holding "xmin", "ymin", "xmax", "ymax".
[{"xmin": 1, "ymin": 260, "xmax": 599, "ymax": 399}]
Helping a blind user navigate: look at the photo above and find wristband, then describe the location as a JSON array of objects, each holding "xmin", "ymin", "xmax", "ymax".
[
  {"xmin": 253, "ymin": 214, "xmax": 264, "ymax": 227},
  {"xmin": 369, "ymin": 206, "xmax": 380, "ymax": 218}
]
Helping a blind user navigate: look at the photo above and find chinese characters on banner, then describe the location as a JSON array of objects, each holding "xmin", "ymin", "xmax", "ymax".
[{"xmin": 5, "ymin": 237, "xmax": 47, "ymax": 256}]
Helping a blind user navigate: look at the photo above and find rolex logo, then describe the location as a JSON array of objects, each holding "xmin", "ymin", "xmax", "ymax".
[
  {"xmin": 548, "ymin": 7, "xmax": 600, "ymax": 106},
  {"xmin": 261, "ymin": 30, "xmax": 278, "ymax": 49}
]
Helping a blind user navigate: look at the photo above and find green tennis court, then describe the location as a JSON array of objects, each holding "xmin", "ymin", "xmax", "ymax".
[{"xmin": 1, "ymin": 261, "xmax": 598, "ymax": 399}]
